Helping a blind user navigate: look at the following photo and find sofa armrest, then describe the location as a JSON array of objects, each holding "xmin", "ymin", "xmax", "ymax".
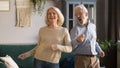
[{"xmin": 0, "ymin": 61, "xmax": 6, "ymax": 68}]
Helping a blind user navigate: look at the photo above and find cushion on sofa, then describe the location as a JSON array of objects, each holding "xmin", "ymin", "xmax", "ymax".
[{"xmin": 0, "ymin": 55, "xmax": 19, "ymax": 68}]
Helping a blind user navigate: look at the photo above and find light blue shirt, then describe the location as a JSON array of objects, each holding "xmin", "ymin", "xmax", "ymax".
[{"xmin": 70, "ymin": 21, "xmax": 102, "ymax": 55}]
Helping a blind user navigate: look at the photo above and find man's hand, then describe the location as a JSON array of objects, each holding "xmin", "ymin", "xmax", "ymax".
[
  {"xmin": 99, "ymin": 50, "xmax": 105, "ymax": 57},
  {"xmin": 76, "ymin": 34, "xmax": 85, "ymax": 42}
]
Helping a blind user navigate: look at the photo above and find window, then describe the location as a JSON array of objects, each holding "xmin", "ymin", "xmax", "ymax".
[{"xmin": 64, "ymin": 1, "xmax": 96, "ymax": 32}]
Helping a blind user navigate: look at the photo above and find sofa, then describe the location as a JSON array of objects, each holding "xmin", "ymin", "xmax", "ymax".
[
  {"xmin": 0, "ymin": 44, "xmax": 74, "ymax": 68},
  {"xmin": 0, "ymin": 44, "xmax": 35, "ymax": 68}
]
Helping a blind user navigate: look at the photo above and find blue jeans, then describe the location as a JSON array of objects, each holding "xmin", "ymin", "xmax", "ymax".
[{"xmin": 34, "ymin": 58, "xmax": 59, "ymax": 68}]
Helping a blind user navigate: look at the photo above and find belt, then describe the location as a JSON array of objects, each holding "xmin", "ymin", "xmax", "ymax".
[{"xmin": 76, "ymin": 54, "xmax": 95, "ymax": 57}]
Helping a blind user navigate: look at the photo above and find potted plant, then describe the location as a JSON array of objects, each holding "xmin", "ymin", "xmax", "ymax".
[
  {"xmin": 97, "ymin": 40, "xmax": 111, "ymax": 67},
  {"xmin": 31, "ymin": 0, "xmax": 47, "ymax": 14},
  {"xmin": 98, "ymin": 40, "xmax": 111, "ymax": 54}
]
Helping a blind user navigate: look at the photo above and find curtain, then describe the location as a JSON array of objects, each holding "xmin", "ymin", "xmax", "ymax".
[
  {"xmin": 116, "ymin": 0, "xmax": 120, "ymax": 40},
  {"xmin": 108, "ymin": 0, "xmax": 120, "ymax": 43},
  {"xmin": 15, "ymin": 0, "xmax": 32, "ymax": 27}
]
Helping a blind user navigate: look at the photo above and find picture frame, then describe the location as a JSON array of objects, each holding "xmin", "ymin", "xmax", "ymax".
[{"xmin": 0, "ymin": 0, "xmax": 10, "ymax": 11}]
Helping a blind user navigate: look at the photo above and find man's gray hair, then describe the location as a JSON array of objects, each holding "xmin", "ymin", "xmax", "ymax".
[{"xmin": 74, "ymin": 4, "xmax": 88, "ymax": 13}]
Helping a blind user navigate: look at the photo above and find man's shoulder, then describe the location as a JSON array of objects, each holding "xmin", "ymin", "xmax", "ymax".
[
  {"xmin": 89, "ymin": 22, "xmax": 96, "ymax": 27},
  {"xmin": 70, "ymin": 25, "xmax": 78, "ymax": 33}
]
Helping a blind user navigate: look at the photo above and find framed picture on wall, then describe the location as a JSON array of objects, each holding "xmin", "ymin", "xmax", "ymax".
[{"xmin": 0, "ymin": 0, "xmax": 10, "ymax": 11}]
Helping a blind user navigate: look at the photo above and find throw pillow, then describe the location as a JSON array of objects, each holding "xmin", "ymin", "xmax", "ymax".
[{"xmin": 0, "ymin": 55, "xmax": 19, "ymax": 68}]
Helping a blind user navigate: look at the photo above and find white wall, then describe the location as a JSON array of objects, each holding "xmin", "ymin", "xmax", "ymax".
[{"xmin": 0, "ymin": 0, "xmax": 55, "ymax": 44}]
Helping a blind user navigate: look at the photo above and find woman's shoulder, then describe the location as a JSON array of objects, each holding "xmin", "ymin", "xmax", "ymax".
[
  {"xmin": 40, "ymin": 26, "xmax": 47, "ymax": 30},
  {"xmin": 60, "ymin": 27, "xmax": 67, "ymax": 30},
  {"xmin": 38, "ymin": 26, "xmax": 48, "ymax": 32},
  {"xmin": 60, "ymin": 27, "xmax": 69, "ymax": 33}
]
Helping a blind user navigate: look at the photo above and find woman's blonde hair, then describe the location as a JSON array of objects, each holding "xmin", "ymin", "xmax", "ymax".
[{"xmin": 45, "ymin": 6, "xmax": 64, "ymax": 26}]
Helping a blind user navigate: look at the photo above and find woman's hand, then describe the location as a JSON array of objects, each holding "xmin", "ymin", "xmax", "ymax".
[
  {"xmin": 50, "ymin": 44, "xmax": 58, "ymax": 51},
  {"xmin": 18, "ymin": 54, "xmax": 27, "ymax": 60}
]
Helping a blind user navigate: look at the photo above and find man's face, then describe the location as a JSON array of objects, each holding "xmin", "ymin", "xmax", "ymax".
[{"xmin": 75, "ymin": 8, "xmax": 88, "ymax": 25}]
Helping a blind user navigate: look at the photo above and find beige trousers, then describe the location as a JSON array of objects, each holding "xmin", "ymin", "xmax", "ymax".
[{"xmin": 75, "ymin": 55, "xmax": 100, "ymax": 68}]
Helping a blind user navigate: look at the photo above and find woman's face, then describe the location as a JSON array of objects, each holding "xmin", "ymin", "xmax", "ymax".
[
  {"xmin": 75, "ymin": 8, "xmax": 88, "ymax": 25},
  {"xmin": 47, "ymin": 8, "xmax": 58, "ymax": 24}
]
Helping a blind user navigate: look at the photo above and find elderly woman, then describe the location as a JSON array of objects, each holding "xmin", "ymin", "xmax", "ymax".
[{"xmin": 18, "ymin": 6, "xmax": 72, "ymax": 68}]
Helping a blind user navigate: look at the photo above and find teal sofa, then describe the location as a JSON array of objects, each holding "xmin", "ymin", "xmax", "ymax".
[
  {"xmin": 0, "ymin": 44, "xmax": 36, "ymax": 68},
  {"xmin": 0, "ymin": 44, "xmax": 74, "ymax": 68}
]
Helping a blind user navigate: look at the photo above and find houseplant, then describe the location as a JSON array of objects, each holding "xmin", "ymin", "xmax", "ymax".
[
  {"xmin": 98, "ymin": 40, "xmax": 111, "ymax": 54},
  {"xmin": 31, "ymin": 0, "xmax": 47, "ymax": 14},
  {"xmin": 97, "ymin": 40, "xmax": 111, "ymax": 67},
  {"xmin": 30, "ymin": 0, "xmax": 62, "ymax": 14}
]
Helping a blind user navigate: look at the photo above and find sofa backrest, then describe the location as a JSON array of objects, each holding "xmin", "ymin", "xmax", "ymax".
[{"xmin": 0, "ymin": 44, "xmax": 36, "ymax": 68}]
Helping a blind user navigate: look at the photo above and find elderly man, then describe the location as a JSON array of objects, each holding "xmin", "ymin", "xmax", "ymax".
[{"xmin": 70, "ymin": 4, "xmax": 105, "ymax": 68}]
